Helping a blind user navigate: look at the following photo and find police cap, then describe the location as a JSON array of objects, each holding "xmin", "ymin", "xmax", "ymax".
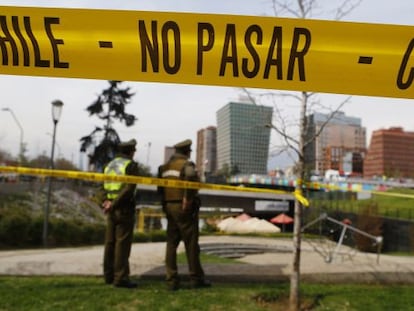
[
  {"xmin": 174, "ymin": 139, "xmax": 192, "ymax": 152},
  {"xmin": 118, "ymin": 139, "xmax": 137, "ymax": 152}
]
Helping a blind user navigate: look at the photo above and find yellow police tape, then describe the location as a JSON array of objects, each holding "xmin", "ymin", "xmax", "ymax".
[
  {"xmin": 1, "ymin": 6, "xmax": 414, "ymax": 99},
  {"xmin": 0, "ymin": 165, "xmax": 310, "ymax": 206},
  {"xmin": 2, "ymin": 165, "xmax": 414, "ymax": 203}
]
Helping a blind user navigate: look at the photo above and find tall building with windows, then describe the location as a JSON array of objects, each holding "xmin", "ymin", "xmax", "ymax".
[
  {"xmin": 304, "ymin": 111, "xmax": 366, "ymax": 175},
  {"xmin": 216, "ymin": 101, "xmax": 273, "ymax": 175},
  {"xmin": 364, "ymin": 127, "xmax": 414, "ymax": 178},
  {"xmin": 196, "ymin": 126, "xmax": 217, "ymax": 181}
]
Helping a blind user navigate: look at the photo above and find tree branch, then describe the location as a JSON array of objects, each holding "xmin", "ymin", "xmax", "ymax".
[
  {"xmin": 334, "ymin": 0, "xmax": 363, "ymax": 20},
  {"xmin": 304, "ymin": 96, "xmax": 352, "ymax": 147}
]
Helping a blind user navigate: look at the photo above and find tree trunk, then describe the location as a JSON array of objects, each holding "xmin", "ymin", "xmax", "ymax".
[
  {"xmin": 289, "ymin": 92, "xmax": 307, "ymax": 311},
  {"xmin": 289, "ymin": 198, "xmax": 303, "ymax": 310}
]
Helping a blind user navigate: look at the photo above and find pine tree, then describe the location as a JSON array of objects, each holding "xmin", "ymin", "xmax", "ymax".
[{"xmin": 80, "ymin": 81, "xmax": 137, "ymax": 172}]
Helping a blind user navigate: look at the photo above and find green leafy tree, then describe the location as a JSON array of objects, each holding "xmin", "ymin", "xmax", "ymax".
[
  {"xmin": 54, "ymin": 158, "xmax": 79, "ymax": 171},
  {"xmin": 137, "ymin": 162, "xmax": 152, "ymax": 177},
  {"xmin": 80, "ymin": 81, "xmax": 137, "ymax": 172},
  {"xmin": 27, "ymin": 154, "xmax": 49, "ymax": 168},
  {"xmin": 27, "ymin": 154, "xmax": 78, "ymax": 171},
  {"xmin": 0, "ymin": 148, "xmax": 14, "ymax": 164},
  {"xmin": 217, "ymin": 163, "xmax": 231, "ymax": 178}
]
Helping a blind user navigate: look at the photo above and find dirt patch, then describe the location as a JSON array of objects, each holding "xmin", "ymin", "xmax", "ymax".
[{"xmin": 253, "ymin": 293, "xmax": 322, "ymax": 310}]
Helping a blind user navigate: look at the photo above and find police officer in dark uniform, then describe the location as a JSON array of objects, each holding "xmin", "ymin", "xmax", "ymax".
[
  {"xmin": 102, "ymin": 139, "xmax": 139, "ymax": 288},
  {"xmin": 158, "ymin": 139, "xmax": 211, "ymax": 291}
]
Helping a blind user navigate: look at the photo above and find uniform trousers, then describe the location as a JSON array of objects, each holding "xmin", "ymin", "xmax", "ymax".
[
  {"xmin": 103, "ymin": 207, "xmax": 135, "ymax": 285},
  {"xmin": 165, "ymin": 203, "xmax": 205, "ymax": 285}
]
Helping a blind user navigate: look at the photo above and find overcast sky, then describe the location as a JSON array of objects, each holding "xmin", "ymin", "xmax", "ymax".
[{"xmin": 1, "ymin": 0, "xmax": 413, "ymax": 173}]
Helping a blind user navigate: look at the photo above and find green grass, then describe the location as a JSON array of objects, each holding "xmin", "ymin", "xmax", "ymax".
[
  {"xmin": 0, "ymin": 276, "xmax": 413, "ymax": 311},
  {"xmin": 177, "ymin": 251, "xmax": 240, "ymax": 264},
  {"xmin": 386, "ymin": 252, "xmax": 414, "ymax": 257},
  {"xmin": 310, "ymin": 187, "xmax": 414, "ymax": 220},
  {"xmin": 370, "ymin": 187, "xmax": 414, "ymax": 218}
]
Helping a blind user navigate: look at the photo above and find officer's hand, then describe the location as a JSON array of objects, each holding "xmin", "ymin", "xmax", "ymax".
[{"xmin": 102, "ymin": 200, "xmax": 112, "ymax": 214}]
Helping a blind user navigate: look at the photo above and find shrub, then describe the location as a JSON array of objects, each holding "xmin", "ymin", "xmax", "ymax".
[
  {"xmin": 48, "ymin": 219, "xmax": 105, "ymax": 247},
  {"xmin": 27, "ymin": 216, "xmax": 43, "ymax": 246},
  {"xmin": 133, "ymin": 230, "xmax": 167, "ymax": 243},
  {"xmin": 0, "ymin": 212, "xmax": 31, "ymax": 247},
  {"xmin": 0, "ymin": 213, "xmax": 106, "ymax": 249}
]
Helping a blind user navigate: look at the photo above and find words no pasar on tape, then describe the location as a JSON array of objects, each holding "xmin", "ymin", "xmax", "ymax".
[{"xmin": 0, "ymin": 6, "xmax": 413, "ymax": 99}]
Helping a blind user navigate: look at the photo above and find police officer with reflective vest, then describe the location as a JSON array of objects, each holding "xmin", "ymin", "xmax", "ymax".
[
  {"xmin": 102, "ymin": 139, "xmax": 139, "ymax": 288},
  {"xmin": 158, "ymin": 139, "xmax": 211, "ymax": 291}
]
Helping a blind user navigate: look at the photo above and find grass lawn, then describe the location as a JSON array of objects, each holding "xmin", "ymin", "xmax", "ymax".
[
  {"xmin": 0, "ymin": 276, "xmax": 413, "ymax": 311},
  {"xmin": 310, "ymin": 187, "xmax": 414, "ymax": 220}
]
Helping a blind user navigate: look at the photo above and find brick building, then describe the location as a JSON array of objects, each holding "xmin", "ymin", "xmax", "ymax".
[
  {"xmin": 364, "ymin": 127, "xmax": 414, "ymax": 178},
  {"xmin": 324, "ymin": 146, "xmax": 365, "ymax": 175}
]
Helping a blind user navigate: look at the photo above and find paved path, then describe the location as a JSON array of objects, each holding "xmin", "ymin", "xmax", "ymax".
[{"xmin": 0, "ymin": 236, "xmax": 413, "ymax": 284}]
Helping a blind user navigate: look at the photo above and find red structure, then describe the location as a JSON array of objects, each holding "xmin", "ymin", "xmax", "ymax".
[
  {"xmin": 364, "ymin": 127, "xmax": 414, "ymax": 178},
  {"xmin": 323, "ymin": 146, "xmax": 365, "ymax": 175}
]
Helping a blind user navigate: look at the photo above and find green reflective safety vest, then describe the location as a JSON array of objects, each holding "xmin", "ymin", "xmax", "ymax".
[{"xmin": 104, "ymin": 157, "xmax": 131, "ymax": 200}]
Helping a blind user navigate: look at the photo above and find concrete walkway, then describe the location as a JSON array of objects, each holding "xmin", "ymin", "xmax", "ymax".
[{"xmin": 0, "ymin": 236, "xmax": 413, "ymax": 284}]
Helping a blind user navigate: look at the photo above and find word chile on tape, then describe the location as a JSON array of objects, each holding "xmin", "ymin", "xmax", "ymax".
[{"xmin": 0, "ymin": 6, "xmax": 413, "ymax": 99}]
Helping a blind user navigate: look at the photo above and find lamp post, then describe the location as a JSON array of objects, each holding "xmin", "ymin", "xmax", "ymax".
[
  {"xmin": 146, "ymin": 142, "xmax": 152, "ymax": 166},
  {"xmin": 46, "ymin": 132, "xmax": 63, "ymax": 158},
  {"xmin": 43, "ymin": 100, "xmax": 63, "ymax": 248},
  {"xmin": 1, "ymin": 107, "xmax": 24, "ymax": 163}
]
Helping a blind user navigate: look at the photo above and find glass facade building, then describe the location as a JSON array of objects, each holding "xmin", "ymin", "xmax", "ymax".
[{"xmin": 216, "ymin": 102, "xmax": 273, "ymax": 175}]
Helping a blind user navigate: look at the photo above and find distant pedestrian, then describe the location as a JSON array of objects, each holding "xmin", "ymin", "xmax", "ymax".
[
  {"xmin": 158, "ymin": 139, "xmax": 211, "ymax": 291},
  {"xmin": 101, "ymin": 139, "xmax": 139, "ymax": 288}
]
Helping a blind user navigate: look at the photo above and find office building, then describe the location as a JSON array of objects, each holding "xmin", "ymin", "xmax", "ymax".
[
  {"xmin": 364, "ymin": 127, "xmax": 414, "ymax": 178},
  {"xmin": 196, "ymin": 126, "xmax": 217, "ymax": 181},
  {"xmin": 304, "ymin": 111, "xmax": 366, "ymax": 175},
  {"xmin": 216, "ymin": 101, "xmax": 273, "ymax": 175}
]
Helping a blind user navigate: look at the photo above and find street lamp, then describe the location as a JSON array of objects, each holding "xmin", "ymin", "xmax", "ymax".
[
  {"xmin": 1, "ymin": 107, "xmax": 24, "ymax": 163},
  {"xmin": 146, "ymin": 142, "xmax": 152, "ymax": 166},
  {"xmin": 46, "ymin": 132, "xmax": 63, "ymax": 158},
  {"xmin": 43, "ymin": 100, "xmax": 64, "ymax": 248}
]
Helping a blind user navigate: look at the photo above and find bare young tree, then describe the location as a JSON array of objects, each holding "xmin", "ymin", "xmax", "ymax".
[{"xmin": 246, "ymin": 1, "xmax": 363, "ymax": 310}]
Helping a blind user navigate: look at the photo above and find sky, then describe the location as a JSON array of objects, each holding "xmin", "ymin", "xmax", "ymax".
[{"xmin": 0, "ymin": 0, "xmax": 414, "ymax": 174}]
